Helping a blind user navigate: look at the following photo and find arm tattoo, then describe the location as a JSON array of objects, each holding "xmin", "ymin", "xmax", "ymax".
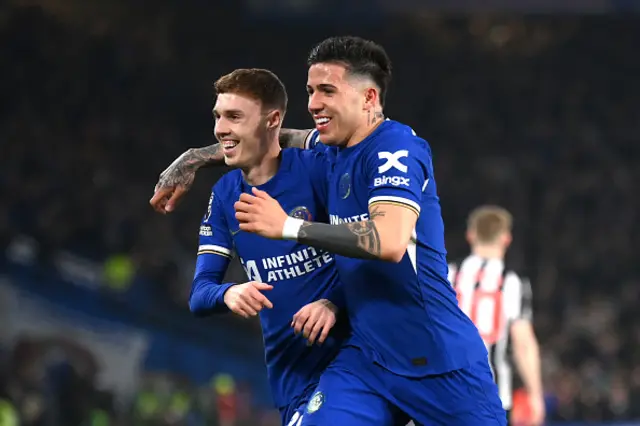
[
  {"xmin": 189, "ymin": 144, "xmax": 224, "ymax": 169},
  {"xmin": 156, "ymin": 144, "xmax": 222, "ymax": 191},
  {"xmin": 297, "ymin": 206, "xmax": 387, "ymax": 260},
  {"xmin": 279, "ymin": 129, "xmax": 314, "ymax": 149}
]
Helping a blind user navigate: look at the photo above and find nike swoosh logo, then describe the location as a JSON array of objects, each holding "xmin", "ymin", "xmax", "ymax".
[{"xmin": 230, "ymin": 228, "xmax": 241, "ymax": 236}]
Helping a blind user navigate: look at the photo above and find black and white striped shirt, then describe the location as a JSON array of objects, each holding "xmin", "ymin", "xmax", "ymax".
[{"xmin": 448, "ymin": 255, "xmax": 533, "ymax": 410}]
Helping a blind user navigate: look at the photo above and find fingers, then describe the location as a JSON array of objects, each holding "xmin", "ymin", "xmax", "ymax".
[
  {"xmin": 251, "ymin": 187, "xmax": 270, "ymax": 199},
  {"xmin": 165, "ymin": 185, "xmax": 187, "ymax": 212},
  {"xmin": 291, "ymin": 305, "xmax": 336, "ymax": 345},
  {"xmin": 230, "ymin": 284, "xmax": 274, "ymax": 317},
  {"xmin": 292, "ymin": 309, "xmax": 310, "ymax": 335},
  {"xmin": 238, "ymin": 193, "xmax": 259, "ymax": 204},
  {"xmin": 316, "ymin": 320, "xmax": 333, "ymax": 345},
  {"xmin": 234, "ymin": 201, "xmax": 253, "ymax": 213},
  {"xmin": 150, "ymin": 187, "xmax": 173, "ymax": 213}
]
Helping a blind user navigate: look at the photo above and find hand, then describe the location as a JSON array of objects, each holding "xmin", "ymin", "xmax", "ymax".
[
  {"xmin": 223, "ymin": 281, "xmax": 274, "ymax": 318},
  {"xmin": 527, "ymin": 393, "xmax": 545, "ymax": 426},
  {"xmin": 234, "ymin": 188, "xmax": 289, "ymax": 239},
  {"xmin": 149, "ymin": 148, "xmax": 199, "ymax": 214},
  {"xmin": 291, "ymin": 299, "xmax": 338, "ymax": 345}
]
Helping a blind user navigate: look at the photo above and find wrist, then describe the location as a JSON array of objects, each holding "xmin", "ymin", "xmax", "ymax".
[
  {"xmin": 319, "ymin": 299, "xmax": 338, "ymax": 314},
  {"xmin": 282, "ymin": 217, "xmax": 304, "ymax": 240},
  {"xmin": 221, "ymin": 283, "xmax": 237, "ymax": 305}
]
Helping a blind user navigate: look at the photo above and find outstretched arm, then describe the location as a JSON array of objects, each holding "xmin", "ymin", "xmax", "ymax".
[
  {"xmin": 150, "ymin": 129, "xmax": 313, "ymax": 213},
  {"xmin": 235, "ymin": 188, "xmax": 417, "ymax": 263}
]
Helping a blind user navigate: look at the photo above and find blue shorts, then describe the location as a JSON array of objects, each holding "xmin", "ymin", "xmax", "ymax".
[
  {"xmin": 279, "ymin": 385, "xmax": 317, "ymax": 426},
  {"xmin": 300, "ymin": 345, "xmax": 506, "ymax": 426}
]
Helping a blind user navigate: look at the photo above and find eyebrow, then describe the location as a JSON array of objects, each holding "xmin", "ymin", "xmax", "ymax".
[
  {"xmin": 307, "ymin": 83, "xmax": 337, "ymax": 90},
  {"xmin": 212, "ymin": 108, "xmax": 244, "ymax": 116}
]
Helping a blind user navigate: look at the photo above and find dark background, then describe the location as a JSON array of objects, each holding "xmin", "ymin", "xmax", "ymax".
[{"xmin": 0, "ymin": 0, "xmax": 638, "ymax": 424}]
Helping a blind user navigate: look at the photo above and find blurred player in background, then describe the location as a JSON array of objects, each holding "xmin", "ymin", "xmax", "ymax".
[
  {"xmin": 188, "ymin": 68, "xmax": 349, "ymax": 426},
  {"xmin": 232, "ymin": 36, "xmax": 505, "ymax": 426},
  {"xmin": 448, "ymin": 206, "xmax": 544, "ymax": 426}
]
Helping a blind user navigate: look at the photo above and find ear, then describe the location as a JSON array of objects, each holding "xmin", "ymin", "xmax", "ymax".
[
  {"xmin": 502, "ymin": 232, "xmax": 513, "ymax": 249},
  {"xmin": 266, "ymin": 110, "xmax": 282, "ymax": 130},
  {"xmin": 363, "ymin": 87, "xmax": 379, "ymax": 111},
  {"xmin": 466, "ymin": 230, "xmax": 475, "ymax": 245}
]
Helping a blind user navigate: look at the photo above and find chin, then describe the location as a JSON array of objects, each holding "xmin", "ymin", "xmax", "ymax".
[{"xmin": 317, "ymin": 134, "xmax": 341, "ymax": 147}]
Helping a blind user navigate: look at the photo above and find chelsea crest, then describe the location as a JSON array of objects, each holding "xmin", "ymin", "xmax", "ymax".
[
  {"xmin": 306, "ymin": 391, "xmax": 324, "ymax": 414},
  {"xmin": 289, "ymin": 206, "xmax": 313, "ymax": 221}
]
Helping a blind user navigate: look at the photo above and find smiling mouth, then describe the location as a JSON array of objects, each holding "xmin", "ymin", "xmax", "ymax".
[
  {"xmin": 221, "ymin": 140, "xmax": 239, "ymax": 153},
  {"xmin": 314, "ymin": 116, "xmax": 331, "ymax": 130}
]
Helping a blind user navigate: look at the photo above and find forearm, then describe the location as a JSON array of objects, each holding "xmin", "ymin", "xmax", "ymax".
[
  {"xmin": 187, "ymin": 144, "xmax": 224, "ymax": 169},
  {"xmin": 189, "ymin": 277, "xmax": 235, "ymax": 316},
  {"xmin": 279, "ymin": 128, "xmax": 313, "ymax": 149},
  {"xmin": 285, "ymin": 219, "xmax": 382, "ymax": 260},
  {"xmin": 513, "ymin": 339, "xmax": 543, "ymax": 396},
  {"xmin": 189, "ymin": 128, "xmax": 310, "ymax": 169}
]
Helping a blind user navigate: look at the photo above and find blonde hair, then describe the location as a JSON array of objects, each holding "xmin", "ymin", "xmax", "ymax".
[{"xmin": 467, "ymin": 205, "xmax": 513, "ymax": 244}]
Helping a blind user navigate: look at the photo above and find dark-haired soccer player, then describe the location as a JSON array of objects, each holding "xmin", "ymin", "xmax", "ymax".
[
  {"xmin": 234, "ymin": 36, "xmax": 504, "ymax": 426},
  {"xmin": 189, "ymin": 68, "xmax": 348, "ymax": 426},
  {"xmin": 152, "ymin": 37, "xmax": 504, "ymax": 425}
]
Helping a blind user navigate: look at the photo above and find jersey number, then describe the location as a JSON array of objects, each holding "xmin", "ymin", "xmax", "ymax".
[{"xmin": 457, "ymin": 287, "xmax": 505, "ymax": 345}]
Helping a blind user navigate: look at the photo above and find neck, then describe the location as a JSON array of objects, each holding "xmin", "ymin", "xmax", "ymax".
[
  {"xmin": 471, "ymin": 245, "xmax": 505, "ymax": 260},
  {"xmin": 241, "ymin": 136, "xmax": 281, "ymax": 186},
  {"xmin": 345, "ymin": 110, "xmax": 385, "ymax": 148}
]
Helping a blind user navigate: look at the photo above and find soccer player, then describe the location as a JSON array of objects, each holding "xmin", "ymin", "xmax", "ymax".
[
  {"xmin": 190, "ymin": 68, "xmax": 348, "ymax": 426},
  {"xmin": 231, "ymin": 36, "xmax": 505, "ymax": 425},
  {"xmin": 448, "ymin": 206, "xmax": 545, "ymax": 426}
]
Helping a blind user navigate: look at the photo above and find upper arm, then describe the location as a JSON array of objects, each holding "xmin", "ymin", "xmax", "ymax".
[
  {"xmin": 507, "ymin": 275, "xmax": 536, "ymax": 342},
  {"xmin": 193, "ymin": 188, "xmax": 232, "ymax": 285},
  {"xmin": 280, "ymin": 128, "xmax": 315, "ymax": 149},
  {"xmin": 190, "ymin": 188, "xmax": 235, "ymax": 313},
  {"xmin": 197, "ymin": 188, "xmax": 233, "ymax": 261},
  {"xmin": 365, "ymin": 135, "xmax": 430, "ymax": 250},
  {"xmin": 505, "ymin": 275, "xmax": 533, "ymax": 322}
]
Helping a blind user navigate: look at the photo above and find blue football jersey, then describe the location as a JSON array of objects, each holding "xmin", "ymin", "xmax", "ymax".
[
  {"xmin": 190, "ymin": 148, "xmax": 346, "ymax": 409},
  {"xmin": 316, "ymin": 120, "xmax": 487, "ymax": 377}
]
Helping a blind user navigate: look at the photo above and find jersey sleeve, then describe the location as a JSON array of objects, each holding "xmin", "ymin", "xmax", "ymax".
[
  {"xmin": 189, "ymin": 187, "xmax": 235, "ymax": 316},
  {"xmin": 365, "ymin": 135, "xmax": 430, "ymax": 216},
  {"xmin": 306, "ymin": 129, "xmax": 321, "ymax": 150},
  {"xmin": 504, "ymin": 273, "xmax": 533, "ymax": 322}
]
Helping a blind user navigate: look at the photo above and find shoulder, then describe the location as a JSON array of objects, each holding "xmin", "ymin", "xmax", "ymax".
[
  {"xmin": 209, "ymin": 170, "xmax": 241, "ymax": 207},
  {"xmin": 214, "ymin": 170, "xmax": 241, "ymax": 193},
  {"xmin": 369, "ymin": 120, "xmax": 432, "ymax": 157},
  {"xmin": 504, "ymin": 270, "xmax": 531, "ymax": 293}
]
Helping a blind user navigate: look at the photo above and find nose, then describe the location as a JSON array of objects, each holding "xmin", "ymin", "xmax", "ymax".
[
  {"xmin": 214, "ymin": 117, "xmax": 230, "ymax": 137},
  {"xmin": 308, "ymin": 92, "xmax": 323, "ymax": 114}
]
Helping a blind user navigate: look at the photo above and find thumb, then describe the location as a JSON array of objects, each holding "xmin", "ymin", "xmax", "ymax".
[
  {"xmin": 252, "ymin": 187, "xmax": 270, "ymax": 199},
  {"xmin": 251, "ymin": 282, "xmax": 274, "ymax": 291}
]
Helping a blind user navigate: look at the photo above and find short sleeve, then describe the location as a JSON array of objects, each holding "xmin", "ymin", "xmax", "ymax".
[
  {"xmin": 365, "ymin": 135, "xmax": 431, "ymax": 216},
  {"xmin": 504, "ymin": 273, "xmax": 533, "ymax": 322}
]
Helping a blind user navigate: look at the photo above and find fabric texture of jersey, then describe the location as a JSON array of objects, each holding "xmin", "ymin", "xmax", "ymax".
[
  {"xmin": 449, "ymin": 255, "xmax": 534, "ymax": 409},
  {"xmin": 190, "ymin": 147, "xmax": 347, "ymax": 411},
  {"xmin": 313, "ymin": 120, "xmax": 488, "ymax": 377}
]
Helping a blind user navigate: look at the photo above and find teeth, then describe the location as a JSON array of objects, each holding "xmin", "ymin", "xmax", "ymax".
[
  {"xmin": 222, "ymin": 141, "xmax": 238, "ymax": 148},
  {"xmin": 316, "ymin": 117, "xmax": 330, "ymax": 124}
]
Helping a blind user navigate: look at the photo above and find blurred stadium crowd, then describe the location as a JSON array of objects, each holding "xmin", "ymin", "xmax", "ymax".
[{"xmin": 1, "ymin": 1, "xmax": 638, "ymax": 425}]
